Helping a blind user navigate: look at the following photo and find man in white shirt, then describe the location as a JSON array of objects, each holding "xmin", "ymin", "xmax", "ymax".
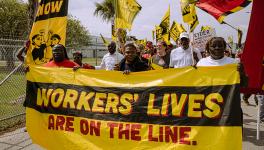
[
  {"xmin": 169, "ymin": 32, "xmax": 202, "ymax": 68},
  {"xmin": 96, "ymin": 41, "xmax": 124, "ymax": 70}
]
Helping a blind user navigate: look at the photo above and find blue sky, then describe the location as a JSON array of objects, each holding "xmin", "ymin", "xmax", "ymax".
[{"xmin": 61, "ymin": 0, "xmax": 252, "ymax": 43}]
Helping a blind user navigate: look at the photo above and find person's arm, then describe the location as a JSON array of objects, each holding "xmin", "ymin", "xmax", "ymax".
[
  {"xmin": 238, "ymin": 63, "xmax": 248, "ymax": 87},
  {"xmin": 16, "ymin": 47, "xmax": 26, "ymax": 62}
]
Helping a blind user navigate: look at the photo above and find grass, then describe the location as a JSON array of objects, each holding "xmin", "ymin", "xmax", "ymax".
[{"xmin": 0, "ymin": 73, "xmax": 26, "ymax": 121}]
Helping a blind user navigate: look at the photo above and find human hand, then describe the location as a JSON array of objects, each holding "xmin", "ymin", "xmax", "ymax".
[
  {"xmin": 114, "ymin": 64, "xmax": 120, "ymax": 71},
  {"xmin": 123, "ymin": 70, "xmax": 130, "ymax": 75},
  {"xmin": 73, "ymin": 66, "xmax": 81, "ymax": 71}
]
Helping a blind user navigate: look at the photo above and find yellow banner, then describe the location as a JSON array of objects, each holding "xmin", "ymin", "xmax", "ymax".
[
  {"xmin": 26, "ymin": 65, "xmax": 242, "ymax": 150},
  {"xmin": 26, "ymin": 0, "xmax": 68, "ymax": 65}
]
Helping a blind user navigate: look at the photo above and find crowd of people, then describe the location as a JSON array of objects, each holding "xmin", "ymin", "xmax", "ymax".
[{"xmin": 17, "ymin": 32, "xmax": 264, "ymax": 123}]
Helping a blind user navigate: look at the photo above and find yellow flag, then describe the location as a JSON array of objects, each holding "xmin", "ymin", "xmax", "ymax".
[
  {"xmin": 170, "ymin": 21, "xmax": 186, "ymax": 42},
  {"xmin": 155, "ymin": 25, "xmax": 162, "ymax": 42},
  {"xmin": 115, "ymin": 0, "xmax": 141, "ymax": 30},
  {"xmin": 180, "ymin": 0, "xmax": 199, "ymax": 32},
  {"xmin": 159, "ymin": 6, "xmax": 170, "ymax": 44},
  {"xmin": 228, "ymin": 36, "xmax": 233, "ymax": 44},
  {"xmin": 100, "ymin": 34, "xmax": 109, "ymax": 46},
  {"xmin": 201, "ymin": 25, "xmax": 212, "ymax": 31},
  {"xmin": 136, "ymin": 39, "xmax": 147, "ymax": 46}
]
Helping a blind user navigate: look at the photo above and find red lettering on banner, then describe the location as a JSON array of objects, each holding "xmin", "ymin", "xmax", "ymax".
[
  {"xmin": 48, "ymin": 115, "xmax": 74, "ymax": 132},
  {"xmin": 179, "ymin": 127, "xmax": 191, "ymax": 145},
  {"xmin": 80, "ymin": 119, "xmax": 101, "ymax": 136},
  {"xmin": 107, "ymin": 122, "xmax": 142, "ymax": 141},
  {"xmin": 148, "ymin": 125, "xmax": 196, "ymax": 145}
]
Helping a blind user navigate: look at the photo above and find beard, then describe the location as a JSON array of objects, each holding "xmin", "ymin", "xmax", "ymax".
[{"xmin": 54, "ymin": 56, "xmax": 64, "ymax": 62}]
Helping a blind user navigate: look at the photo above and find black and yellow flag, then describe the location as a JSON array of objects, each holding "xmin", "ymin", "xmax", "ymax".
[
  {"xmin": 170, "ymin": 21, "xmax": 186, "ymax": 42},
  {"xmin": 26, "ymin": 0, "xmax": 68, "ymax": 65},
  {"xmin": 180, "ymin": 0, "xmax": 199, "ymax": 32},
  {"xmin": 115, "ymin": 0, "xmax": 141, "ymax": 30},
  {"xmin": 159, "ymin": 6, "xmax": 170, "ymax": 44},
  {"xmin": 155, "ymin": 25, "xmax": 162, "ymax": 42}
]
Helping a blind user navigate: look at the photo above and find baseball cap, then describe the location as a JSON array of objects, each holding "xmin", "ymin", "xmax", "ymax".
[{"xmin": 179, "ymin": 32, "xmax": 189, "ymax": 39}]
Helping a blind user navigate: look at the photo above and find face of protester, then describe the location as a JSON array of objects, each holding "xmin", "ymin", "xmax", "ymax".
[
  {"xmin": 180, "ymin": 38, "xmax": 190, "ymax": 50},
  {"xmin": 209, "ymin": 38, "xmax": 226, "ymax": 60},
  {"xmin": 125, "ymin": 46, "xmax": 137, "ymax": 63},
  {"xmin": 108, "ymin": 42, "xmax": 116, "ymax": 54},
  {"xmin": 73, "ymin": 54, "xmax": 82, "ymax": 65},
  {"xmin": 157, "ymin": 42, "xmax": 166, "ymax": 56},
  {"xmin": 52, "ymin": 45, "xmax": 65, "ymax": 62}
]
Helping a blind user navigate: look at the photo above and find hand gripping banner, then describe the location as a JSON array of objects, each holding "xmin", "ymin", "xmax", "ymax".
[
  {"xmin": 25, "ymin": 65, "xmax": 242, "ymax": 150},
  {"xmin": 26, "ymin": 0, "xmax": 68, "ymax": 65}
]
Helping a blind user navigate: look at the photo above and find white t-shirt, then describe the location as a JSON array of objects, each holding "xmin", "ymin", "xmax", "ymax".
[
  {"xmin": 169, "ymin": 47, "xmax": 202, "ymax": 68},
  {"xmin": 95, "ymin": 52, "xmax": 124, "ymax": 70},
  {"xmin": 196, "ymin": 56, "xmax": 237, "ymax": 66}
]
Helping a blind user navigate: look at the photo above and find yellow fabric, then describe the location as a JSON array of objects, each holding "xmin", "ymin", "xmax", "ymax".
[
  {"xmin": 26, "ymin": 0, "xmax": 67, "ymax": 65},
  {"xmin": 180, "ymin": 1, "xmax": 199, "ymax": 32},
  {"xmin": 115, "ymin": 0, "xmax": 141, "ymax": 30},
  {"xmin": 27, "ymin": 109, "xmax": 242, "ymax": 150},
  {"xmin": 26, "ymin": 65, "xmax": 241, "ymax": 150},
  {"xmin": 26, "ymin": 64, "xmax": 239, "ymax": 87},
  {"xmin": 170, "ymin": 21, "xmax": 186, "ymax": 42},
  {"xmin": 201, "ymin": 25, "xmax": 212, "ymax": 31}
]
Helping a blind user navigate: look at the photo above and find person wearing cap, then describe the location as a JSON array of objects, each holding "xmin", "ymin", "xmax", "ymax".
[
  {"xmin": 95, "ymin": 41, "xmax": 124, "ymax": 70},
  {"xmin": 44, "ymin": 44, "xmax": 79, "ymax": 68},
  {"xmin": 73, "ymin": 51, "xmax": 95, "ymax": 69},
  {"xmin": 169, "ymin": 32, "xmax": 202, "ymax": 68}
]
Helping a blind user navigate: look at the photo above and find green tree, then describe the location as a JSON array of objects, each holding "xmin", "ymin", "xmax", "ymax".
[
  {"xmin": 66, "ymin": 16, "xmax": 91, "ymax": 48},
  {"xmin": 0, "ymin": 0, "xmax": 29, "ymax": 38},
  {"xmin": 94, "ymin": 0, "xmax": 115, "ymax": 22}
]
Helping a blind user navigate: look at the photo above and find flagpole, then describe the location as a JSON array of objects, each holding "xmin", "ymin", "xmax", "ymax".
[
  {"xmin": 188, "ymin": 24, "xmax": 195, "ymax": 66},
  {"xmin": 223, "ymin": 21, "xmax": 238, "ymax": 30}
]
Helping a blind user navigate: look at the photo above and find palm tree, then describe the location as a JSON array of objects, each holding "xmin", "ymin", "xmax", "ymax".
[{"xmin": 94, "ymin": 0, "xmax": 115, "ymax": 22}]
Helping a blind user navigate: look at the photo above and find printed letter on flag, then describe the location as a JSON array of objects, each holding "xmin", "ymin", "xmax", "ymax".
[
  {"xmin": 115, "ymin": 0, "xmax": 141, "ymax": 30},
  {"xmin": 26, "ymin": 0, "xmax": 68, "ymax": 65}
]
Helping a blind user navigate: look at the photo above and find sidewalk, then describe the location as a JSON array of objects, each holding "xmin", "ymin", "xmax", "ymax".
[{"xmin": 0, "ymin": 101, "xmax": 263, "ymax": 150}]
